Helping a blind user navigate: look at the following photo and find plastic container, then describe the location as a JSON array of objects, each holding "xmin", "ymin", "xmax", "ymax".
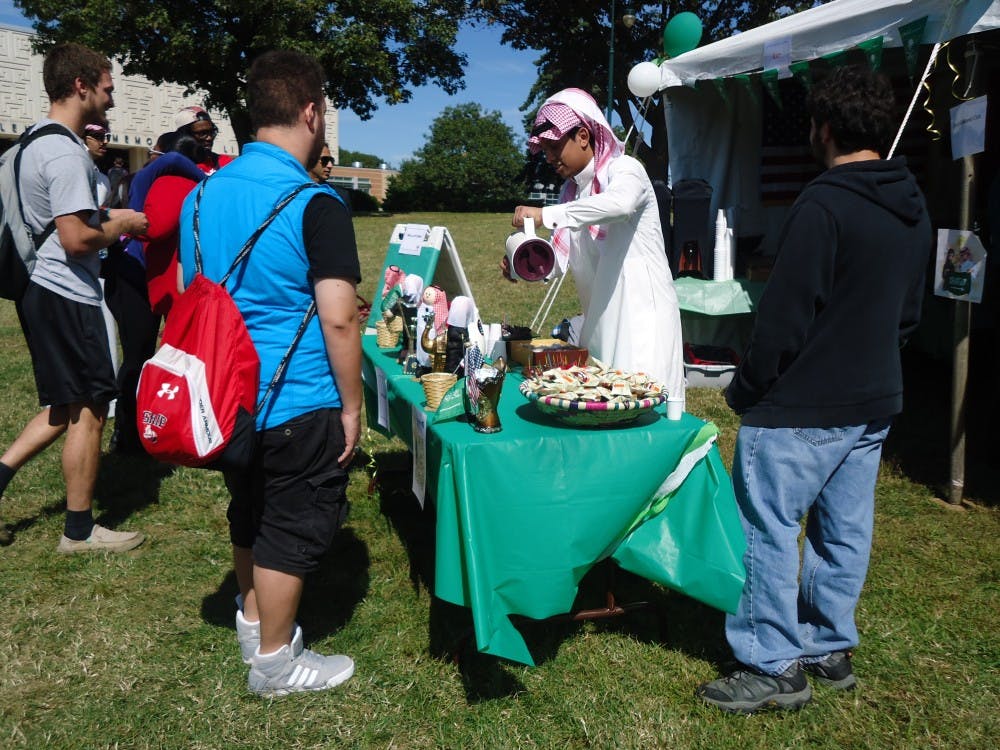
[{"xmin": 684, "ymin": 362, "xmax": 737, "ymax": 389}]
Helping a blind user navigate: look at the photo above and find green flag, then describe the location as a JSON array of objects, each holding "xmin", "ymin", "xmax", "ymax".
[
  {"xmin": 858, "ymin": 36, "xmax": 885, "ymax": 71},
  {"xmin": 762, "ymin": 69, "xmax": 782, "ymax": 110},
  {"xmin": 899, "ymin": 16, "xmax": 928, "ymax": 79},
  {"xmin": 734, "ymin": 74, "xmax": 760, "ymax": 108},
  {"xmin": 712, "ymin": 78, "xmax": 730, "ymax": 106},
  {"xmin": 822, "ymin": 49, "xmax": 849, "ymax": 67},
  {"xmin": 790, "ymin": 60, "xmax": 812, "ymax": 90}
]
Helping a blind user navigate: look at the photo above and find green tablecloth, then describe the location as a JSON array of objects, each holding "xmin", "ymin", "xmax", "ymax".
[
  {"xmin": 674, "ymin": 277, "xmax": 765, "ymax": 316},
  {"xmin": 362, "ymin": 337, "xmax": 746, "ymax": 665}
]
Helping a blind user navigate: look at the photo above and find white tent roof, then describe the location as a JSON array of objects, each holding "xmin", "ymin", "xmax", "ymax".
[{"xmin": 658, "ymin": 0, "xmax": 1000, "ymax": 89}]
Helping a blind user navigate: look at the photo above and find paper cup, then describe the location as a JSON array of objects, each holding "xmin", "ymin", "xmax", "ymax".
[
  {"xmin": 666, "ymin": 396, "xmax": 684, "ymax": 421},
  {"xmin": 505, "ymin": 216, "xmax": 555, "ymax": 281}
]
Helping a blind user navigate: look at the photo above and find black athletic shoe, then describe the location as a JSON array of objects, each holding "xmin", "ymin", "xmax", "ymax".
[
  {"xmin": 801, "ymin": 650, "xmax": 856, "ymax": 690},
  {"xmin": 0, "ymin": 522, "xmax": 12, "ymax": 546},
  {"xmin": 697, "ymin": 663, "xmax": 812, "ymax": 714}
]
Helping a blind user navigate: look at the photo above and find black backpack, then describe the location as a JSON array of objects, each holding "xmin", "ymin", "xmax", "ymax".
[{"xmin": 0, "ymin": 123, "xmax": 77, "ymax": 300}]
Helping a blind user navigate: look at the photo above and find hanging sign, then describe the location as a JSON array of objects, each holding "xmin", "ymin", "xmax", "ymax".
[
  {"xmin": 949, "ymin": 95, "xmax": 988, "ymax": 160},
  {"xmin": 762, "ymin": 37, "xmax": 793, "ymax": 79}
]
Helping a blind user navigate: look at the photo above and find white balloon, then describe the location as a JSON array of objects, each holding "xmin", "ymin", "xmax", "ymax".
[{"xmin": 627, "ymin": 61, "xmax": 662, "ymax": 98}]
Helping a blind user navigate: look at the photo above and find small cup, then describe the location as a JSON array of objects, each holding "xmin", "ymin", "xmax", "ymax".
[
  {"xmin": 666, "ymin": 396, "xmax": 684, "ymax": 421},
  {"xmin": 505, "ymin": 217, "xmax": 555, "ymax": 281}
]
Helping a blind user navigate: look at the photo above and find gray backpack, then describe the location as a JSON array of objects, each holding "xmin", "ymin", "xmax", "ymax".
[{"xmin": 0, "ymin": 123, "xmax": 76, "ymax": 300}]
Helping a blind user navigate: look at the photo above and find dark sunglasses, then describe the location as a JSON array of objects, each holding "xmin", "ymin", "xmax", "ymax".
[
  {"xmin": 320, "ymin": 156, "xmax": 334, "ymax": 166},
  {"xmin": 86, "ymin": 131, "xmax": 112, "ymax": 142},
  {"xmin": 191, "ymin": 125, "xmax": 219, "ymax": 138}
]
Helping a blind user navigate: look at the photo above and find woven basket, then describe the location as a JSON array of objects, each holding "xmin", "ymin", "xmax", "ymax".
[
  {"xmin": 519, "ymin": 381, "xmax": 667, "ymax": 427},
  {"xmin": 421, "ymin": 372, "xmax": 457, "ymax": 411},
  {"xmin": 375, "ymin": 319, "xmax": 401, "ymax": 348}
]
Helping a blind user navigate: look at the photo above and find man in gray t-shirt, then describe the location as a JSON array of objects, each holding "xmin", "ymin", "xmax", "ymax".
[
  {"xmin": 19, "ymin": 118, "xmax": 103, "ymax": 305},
  {"xmin": 0, "ymin": 43, "xmax": 148, "ymax": 551}
]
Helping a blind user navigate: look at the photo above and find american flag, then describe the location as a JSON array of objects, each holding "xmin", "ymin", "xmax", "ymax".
[
  {"xmin": 760, "ymin": 72, "xmax": 929, "ymax": 207},
  {"xmin": 464, "ymin": 344, "xmax": 484, "ymax": 413},
  {"xmin": 760, "ymin": 82, "xmax": 820, "ymax": 206}
]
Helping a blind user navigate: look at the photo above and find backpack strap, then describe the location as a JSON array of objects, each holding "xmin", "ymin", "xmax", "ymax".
[
  {"xmin": 11, "ymin": 123, "xmax": 79, "ymax": 250},
  {"xmin": 191, "ymin": 178, "xmax": 328, "ymax": 419},
  {"xmin": 192, "ymin": 179, "xmax": 319, "ymax": 282}
]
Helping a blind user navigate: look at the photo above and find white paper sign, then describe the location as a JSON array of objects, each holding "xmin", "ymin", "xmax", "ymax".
[
  {"xmin": 410, "ymin": 406, "xmax": 427, "ymax": 509},
  {"xmin": 934, "ymin": 229, "xmax": 987, "ymax": 303},
  {"xmin": 399, "ymin": 223, "xmax": 430, "ymax": 256},
  {"xmin": 375, "ymin": 367, "xmax": 389, "ymax": 429},
  {"xmin": 950, "ymin": 96, "xmax": 987, "ymax": 160},
  {"xmin": 763, "ymin": 38, "xmax": 793, "ymax": 79}
]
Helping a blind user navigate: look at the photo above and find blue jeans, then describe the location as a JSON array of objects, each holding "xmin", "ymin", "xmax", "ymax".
[{"xmin": 725, "ymin": 419, "xmax": 892, "ymax": 675}]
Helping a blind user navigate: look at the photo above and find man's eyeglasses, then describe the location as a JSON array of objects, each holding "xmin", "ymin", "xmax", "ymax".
[
  {"xmin": 191, "ymin": 125, "xmax": 219, "ymax": 138},
  {"xmin": 320, "ymin": 156, "xmax": 334, "ymax": 167},
  {"xmin": 148, "ymin": 149, "xmax": 164, "ymax": 157},
  {"xmin": 87, "ymin": 132, "xmax": 112, "ymax": 143}
]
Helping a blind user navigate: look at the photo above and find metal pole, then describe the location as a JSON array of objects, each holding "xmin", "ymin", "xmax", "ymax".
[
  {"xmin": 607, "ymin": 0, "xmax": 616, "ymax": 122},
  {"xmin": 949, "ymin": 39, "xmax": 980, "ymax": 505}
]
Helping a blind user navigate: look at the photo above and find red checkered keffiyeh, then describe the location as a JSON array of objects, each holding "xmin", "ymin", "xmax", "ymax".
[
  {"xmin": 528, "ymin": 89, "xmax": 625, "ymax": 272},
  {"xmin": 381, "ymin": 264, "xmax": 406, "ymax": 300}
]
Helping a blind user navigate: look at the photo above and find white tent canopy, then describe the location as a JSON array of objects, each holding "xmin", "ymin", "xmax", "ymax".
[
  {"xmin": 654, "ymin": 0, "xmax": 1000, "ymax": 254},
  {"xmin": 657, "ymin": 0, "xmax": 1000, "ymax": 89}
]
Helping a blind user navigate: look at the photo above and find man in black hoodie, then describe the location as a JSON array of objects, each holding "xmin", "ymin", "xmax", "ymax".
[{"xmin": 698, "ymin": 66, "xmax": 930, "ymax": 713}]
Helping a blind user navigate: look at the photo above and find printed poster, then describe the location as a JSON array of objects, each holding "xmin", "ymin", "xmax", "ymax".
[
  {"xmin": 934, "ymin": 229, "xmax": 986, "ymax": 303},
  {"xmin": 411, "ymin": 405, "xmax": 427, "ymax": 509}
]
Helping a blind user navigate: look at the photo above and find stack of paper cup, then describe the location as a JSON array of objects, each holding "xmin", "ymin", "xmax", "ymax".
[{"xmin": 713, "ymin": 209, "xmax": 730, "ymax": 282}]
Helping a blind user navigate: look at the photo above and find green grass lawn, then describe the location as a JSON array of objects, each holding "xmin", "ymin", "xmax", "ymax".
[{"xmin": 0, "ymin": 213, "xmax": 997, "ymax": 749}]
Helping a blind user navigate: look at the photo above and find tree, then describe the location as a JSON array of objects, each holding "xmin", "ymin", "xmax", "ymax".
[
  {"xmin": 16, "ymin": 0, "xmax": 472, "ymax": 146},
  {"xmin": 338, "ymin": 149, "xmax": 385, "ymax": 169},
  {"xmin": 383, "ymin": 103, "xmax": 524, "ymax": 212},
  {"xmin": 473, "ymin": 1, "xmax": 819, "ymax": 177}
]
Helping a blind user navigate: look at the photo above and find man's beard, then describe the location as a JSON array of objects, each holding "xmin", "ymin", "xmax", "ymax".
[{"xmin": 306, "ymin": 129, "xmax": 325, "ymax": 168}]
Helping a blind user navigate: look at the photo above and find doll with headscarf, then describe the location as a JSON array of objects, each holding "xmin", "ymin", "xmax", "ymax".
[
  {"xmin": 416, "ymin": 285, "xmax": 449, "ymax": 369},
  {"xmin": 506, "ymin": 88, "xmax": 685, "ymax": 398},
  {"xmin": 393, "ymin": 273, "xmax": 424, "ymax": 367}
]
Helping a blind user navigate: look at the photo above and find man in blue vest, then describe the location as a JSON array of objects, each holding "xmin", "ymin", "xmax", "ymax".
[{"xmin": 178, "ymin": 49, "xmax": 362, "ymax": 697}]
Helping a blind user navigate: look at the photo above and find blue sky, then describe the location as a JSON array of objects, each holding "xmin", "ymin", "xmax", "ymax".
[{"xmin": 0, "ymin": 2, "xmax": 541, "ymax": 168}]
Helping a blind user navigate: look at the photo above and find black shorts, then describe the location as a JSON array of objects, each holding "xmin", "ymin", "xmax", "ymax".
[
  {"xmin": 16, "ymin": 281, "xmax": 117, "ymax": 408},
  {"xmin": 224, "ymin": 408, "xmax": 350, "ymax": 576}
]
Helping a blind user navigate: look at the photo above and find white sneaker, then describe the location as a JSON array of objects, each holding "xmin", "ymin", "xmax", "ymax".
[
  {"xmin": 236, "ymin": 609, "xmax": 260, "ymax": 665},
  {"xmin": 57, "ymin": 524, "xmax": 145, "ymax": 554},
  {"xmin": 234, "ymin": 596, "xmax": 299, "ymax": 666},
  {"xmin": 248, "ymin": 626, "xmax": 354, "ymax": 697}
]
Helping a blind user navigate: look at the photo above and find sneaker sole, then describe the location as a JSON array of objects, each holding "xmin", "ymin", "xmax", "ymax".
[
  {"xmin": 698, "ymin": 687, "xmax": 812, "ymax": 714},
  {"xmin": 251, "ymin": 661, "xmax": 355, "ymax": 698},
  {"xmin": 808, "ymin": 672, "xmax": 857, "ymax": 690},
  {"xmin": 57, "ymin": 536, "xmax": 145, "ymax": 554}
]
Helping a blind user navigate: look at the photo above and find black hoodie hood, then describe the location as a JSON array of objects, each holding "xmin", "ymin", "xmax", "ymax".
[{"xmin": 807, "ymin": 156, "xmax": 926, "ymax": 225}]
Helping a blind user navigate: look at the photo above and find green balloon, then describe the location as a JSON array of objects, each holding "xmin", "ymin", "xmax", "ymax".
[{"xmin": 663, "ymin": 12, "xmax": 703, "ymax": 58}]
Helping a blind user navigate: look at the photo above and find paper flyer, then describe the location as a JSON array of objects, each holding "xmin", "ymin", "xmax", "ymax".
[
  {"xmin": 411, "ymin": 405, "xmax": 427, "ymax": 508},
  {"xmin": 949, "ymin": 96, "xmax": 987, "ymax": 161},
  {"xmin": 375, "ymin": 367, "xmax": 389, "ymax": 429},
  {"xmin": 934, "ymin": 229, "xmax": 986, "ymax": 303}
]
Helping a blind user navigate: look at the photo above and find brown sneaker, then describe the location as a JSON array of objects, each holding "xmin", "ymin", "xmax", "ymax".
[
  {"xmin": 0, "ymin": 523, "xmax": 12, "ymax": 546},
  {"xmin": 57, "ymin": 524, "xmax": 145, "ymax": 554}
]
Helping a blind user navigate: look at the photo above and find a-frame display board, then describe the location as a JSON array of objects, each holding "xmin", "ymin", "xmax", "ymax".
[{"xmin": 370, "ymin": 224, "xmax": 475, "ymax": 320}]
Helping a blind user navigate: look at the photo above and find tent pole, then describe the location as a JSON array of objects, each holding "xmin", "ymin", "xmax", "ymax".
[
  {"xmin": 949, "ymin": 39, "xmax": 980, "ymax": 505},
  {"xmin": 950, "ymin": 169, "xmax": 971, "ymax": 505}
]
